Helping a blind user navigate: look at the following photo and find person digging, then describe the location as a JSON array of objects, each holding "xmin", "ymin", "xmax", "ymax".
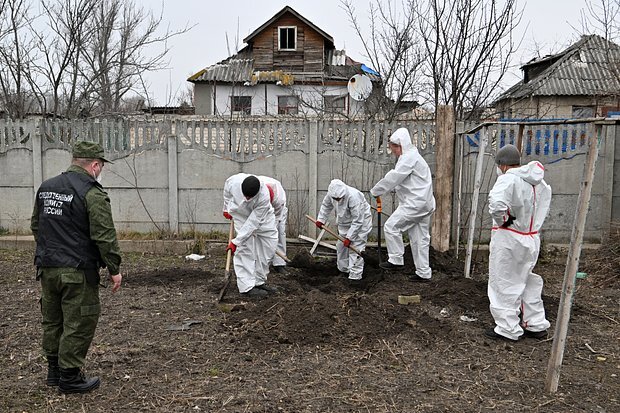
[{"xmin": 315, "ymin": 179, "xmax": 372, "ymax": 284}]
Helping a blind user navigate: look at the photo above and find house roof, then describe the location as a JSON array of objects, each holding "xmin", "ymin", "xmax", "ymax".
[
  {"xmin": 188, "ymin": 52, "xmax": 381, "ymax": 84},
  {"xmin": 497, "ymin": 35, "xmax": 620, "ymax": 101},
  {"xmin": 243, "ymin": 6, "xmax": 334, "ymax": 47}
]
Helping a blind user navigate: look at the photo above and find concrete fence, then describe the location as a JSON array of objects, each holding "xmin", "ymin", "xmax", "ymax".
[{"xmin": 1, "ymin": 115, "xmax": 618, "ymax": 247}]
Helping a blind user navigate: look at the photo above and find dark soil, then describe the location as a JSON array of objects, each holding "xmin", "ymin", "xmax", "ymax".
[{"xmin": 0, "ymin": 242, "xmax": 618, "ymax": 412}]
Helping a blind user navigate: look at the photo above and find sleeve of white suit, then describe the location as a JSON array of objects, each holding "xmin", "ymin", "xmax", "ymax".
[
  {"xmin": 488, "ymin": 176, "xmax": 514, "ymax": 226},
  {"xmin": 233, "ymin": 191, "xmax": 271, "ymax": 245},
  {"xmin": 346, "ymin": 198, "xmax": 365, "ymax": 239},
  {"xmin": 317, "ymin": 195, "xmax": 333, "ymax": 224},
  {"xmin": 370, "ymin": 156, "xmax": 413, "ymax": 197}
]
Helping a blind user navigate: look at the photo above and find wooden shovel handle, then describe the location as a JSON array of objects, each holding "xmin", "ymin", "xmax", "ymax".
[
  {"xmin": 305, "ymin": 214, "xmax": 362, "ymax": 255},
  {"xmin": 225, "ymin": 220, "xmax": 234, "ymax": 271},
  {"xmin": 275, "ymin": 250, "xmax": 291, "ymax": 263}
]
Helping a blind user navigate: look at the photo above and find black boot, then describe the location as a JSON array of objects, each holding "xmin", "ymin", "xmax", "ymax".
[
  {"xmin": 59, "ymin": 367, "xmax": 100, "ymax": 394},
  {"xmin": 46, "ymin": 356, "xmax": 60, "ymax": 386}
]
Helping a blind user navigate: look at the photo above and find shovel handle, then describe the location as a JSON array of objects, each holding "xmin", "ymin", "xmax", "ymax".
[
  {"xmin": 376, "ymin": 196, "xmax": 382, "ymax": 213},
  {"xmin": 305, "ymin": 214, "xmax": 362, "ymax": 255},
  {"xmin": 225, "ymin": 221, "xmax": 234, "ymax": 271},
  {"xmin": 275, "ymin": 250, "xmax": 292, "ymax": 263}
]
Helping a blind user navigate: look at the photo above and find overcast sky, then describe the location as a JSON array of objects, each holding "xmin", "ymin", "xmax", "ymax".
[{"xmin": 140, "ymin": 0, "xmax": 590, "ymax": 106}]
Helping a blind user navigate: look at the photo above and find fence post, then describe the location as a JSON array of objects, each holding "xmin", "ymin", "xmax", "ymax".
[
  {"xmin": 308, "ymin": 120, "xmax": 319, "ymax": 237},
  {"xmin": 601, "ymin": 124, "xmax": 615, "ymax": 240},
  {"xmin": 168, "ymin": 134, "xmax": 179, "ymax": 234},
  {"xmin": 432, "ymin": 105, "xmax": 455, "ymax": 252},
  {"xmin": 464, "ymin": 126, "xmax": 487, "ymax": 279},
  {"xmin": 32, "ymin": 120, "xmax": 43, "ymax": 198},
  {"xmin": 545, "ymin": 124, "xmax": 601, "ymax": 393}
]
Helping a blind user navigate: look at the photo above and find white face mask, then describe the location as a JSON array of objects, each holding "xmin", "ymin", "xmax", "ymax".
[
  {"xmin": 496, "ymin": 166, "xmax": 503, "ymax": 177},
  {"xmin": 96, "ymin": 173, "xmax": 103, "ymax": 184}
]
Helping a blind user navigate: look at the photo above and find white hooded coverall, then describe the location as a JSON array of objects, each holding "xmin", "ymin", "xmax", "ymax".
[
  {"xmin": 488, "ymin": 161, "xmax": 552, "ymax": 340},
  {"xmin": 258, "ymin": 176, "xmax": 288, "ymax": 267},
  {"xmin": 370, "ymin": 128, "xmax": 436, "ymax": 278},
  {"xmin": 223, "ymin": 173, "xmax": 278, "ymax": 293},
  {"xmin": 317, "ymin": 179, "xmax": 372, "ymax": 280}
]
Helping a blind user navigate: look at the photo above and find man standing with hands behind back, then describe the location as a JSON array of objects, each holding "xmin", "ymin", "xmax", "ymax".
[{"xmin": 31, "ymin": 141, "xmax": 122, "ymax": 394}]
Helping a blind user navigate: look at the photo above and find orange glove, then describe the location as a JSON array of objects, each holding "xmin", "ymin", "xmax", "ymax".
[
  {"xmin": 315, "ymin": 221, "xmax": 324, "ymax": 229},
  {"xmin": 226, "ymin": 242, "xmax": 236, "ymax": 254},
  {"xmin": 343, "ymin": 238, "xmax": 351, "ymax": 248},
  {"xmin": 223, "ymin": 211, "xmax": 232, "ymax": 220}
]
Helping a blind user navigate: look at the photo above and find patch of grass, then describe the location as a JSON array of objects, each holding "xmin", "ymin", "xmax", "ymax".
[{"xmin": 0, "ymin": 227, "xmax": 8, "ymax": 236}]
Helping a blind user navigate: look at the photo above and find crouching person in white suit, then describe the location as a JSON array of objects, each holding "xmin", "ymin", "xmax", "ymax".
[
  {"xmin": 223, "ymin": 174, "xmax": 278, "ymax": 297},
  {"xmin": 315, "ymin": 179, "xmax": 372, "ymax": 282}
]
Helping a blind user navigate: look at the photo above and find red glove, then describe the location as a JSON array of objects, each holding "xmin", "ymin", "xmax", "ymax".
[
  {"xmin": 315, "ymin": 221, "xmax": 324, "ymax": 229},
  {"xmin": 223, "ymin": 211, "xmax": 232, "ymax": 220},
  {"xmin": 343, "ymin": 238, "xmax": 351, "ymax": 248},
  {"xmin": 226, "ymin": 242, "xmax": 236, "ymax": 254}
]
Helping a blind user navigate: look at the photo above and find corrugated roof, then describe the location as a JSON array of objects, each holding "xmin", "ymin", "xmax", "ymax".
[
  {"xmin": 188, "ymin": 59, "xmax": 253, "ymax": 83},
  {"xmin": 498, "ymin": 35, "xmax": 620, "ymax": 100}
]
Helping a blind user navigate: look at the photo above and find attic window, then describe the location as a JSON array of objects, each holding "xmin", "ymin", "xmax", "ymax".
[{"xmin": 278, "ymin": 26, "xmax": 296, "ymax": 51}]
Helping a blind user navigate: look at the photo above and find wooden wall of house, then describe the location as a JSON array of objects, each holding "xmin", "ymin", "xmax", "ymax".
[{"xmin": 251, "ymin": 12, "xmax": 325, "ymax": 73}]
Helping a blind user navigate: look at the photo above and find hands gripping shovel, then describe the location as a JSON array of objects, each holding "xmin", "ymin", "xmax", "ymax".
[
  {"xmin": 217, "ymin": 221, "xmax": 235, "ymax": 302},
  {"xmin": 305, "ymin": 215, "xmax": 379, "ymax": 267}
]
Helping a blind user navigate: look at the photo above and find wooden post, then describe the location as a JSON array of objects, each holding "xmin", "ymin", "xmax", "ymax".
[
  {"xmin": 464, "ymin": 126, "xmax": 487, "ymax": 279},
  {"xmin": 432, "ymin": 105, "xmax": 456, "ymax": 252},
  {"xmin": 545, "ymin": 124, "xmax": 601, "ymax": 393}
]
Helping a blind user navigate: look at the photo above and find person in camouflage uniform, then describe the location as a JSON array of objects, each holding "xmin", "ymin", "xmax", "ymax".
[{"xmin": 31, "ymin": 141, "xmax": 122, "ymax": 394}]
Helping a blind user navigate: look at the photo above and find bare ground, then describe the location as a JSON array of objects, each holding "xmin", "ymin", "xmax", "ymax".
[{"xmin": 0, "ymin": 241, "xmax": 618, "ymax": 413}]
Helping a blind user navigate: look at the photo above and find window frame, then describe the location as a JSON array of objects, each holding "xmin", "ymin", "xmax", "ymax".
[
  {"xmin": 231, "ymin": 96, "xmax": 252, "ymax": 115},
  {"xmin": 278, "ymin": 26, "xmax": 297, "ymax": 51},
  {"xmin": 277, "ymin": 95, "xmax": 299, "ymax": 115},
  {"xmin": 571, "ymin": 105, "xmax": 595, "ymax": 119},
  {"xmin": 324, "ymin": 95, "xmax": 347, "ymax": 114}
]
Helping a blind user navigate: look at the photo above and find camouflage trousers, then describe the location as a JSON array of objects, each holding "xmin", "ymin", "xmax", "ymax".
[{"xmin": 39, "ymin": 267, "xmax": 100, "ymax": 369}]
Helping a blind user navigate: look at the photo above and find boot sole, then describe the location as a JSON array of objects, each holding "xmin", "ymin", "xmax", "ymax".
[{"xmin": 59, "ymin": 380, "xmax": 100, "ymax": 394}]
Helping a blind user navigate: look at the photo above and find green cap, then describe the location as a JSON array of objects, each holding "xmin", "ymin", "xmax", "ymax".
[{"xmin": 72, "ymin": 141, "xmax": 113, "ymax": 163}]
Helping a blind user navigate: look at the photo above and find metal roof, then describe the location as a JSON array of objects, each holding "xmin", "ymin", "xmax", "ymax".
[
  {"xmin": 188, "ymin": 59, "xmax": 253, "ymax": 83},
  {"xmin": 497, "ymin": 35, "xmax": 620, "ymax": 100}
]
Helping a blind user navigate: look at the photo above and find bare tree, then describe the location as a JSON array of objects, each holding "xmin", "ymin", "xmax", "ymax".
[
  {"xmin": 417, "ymin": 0, "xmax": 523, "ymax": 120},
  {"xmin": 341, "ymin": 0, "xmax": 425, "ymax": 121},
  {"xmin": 80, "ymin": 0, "xmax": 190, "ymax": 115},
  {"xmin": 0, "ymin": 0, "xmax": 38, "ymax": 118},
  {"xmin": 342, "ymin": 0, "xmax": 523, "ymax": 120}
]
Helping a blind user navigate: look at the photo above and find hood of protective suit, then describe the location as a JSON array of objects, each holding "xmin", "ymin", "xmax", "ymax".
[
  {"xmin": 327, "ymin": 179, "xmax": 347, "ymax": 199},
  {"xmin": 389, "ymin": 128, "xmax": 414, "ymax": 154},
  {"xmin": 506, "ymin": 161, "xmax": 545, "ymax": 186}
]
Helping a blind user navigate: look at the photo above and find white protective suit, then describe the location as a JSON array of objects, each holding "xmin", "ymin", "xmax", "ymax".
[
  {"xmin": 223, "ymin": 173, "xmax": 278, "ymax": 293},
  {"xmin": 258, "ymin": 176, "xmax": 288, "ymax": 267},
  {"xmin": 370, "ymin": 128, "xmax": 436, "ymax": 278},
  {"xmin": 317, "ymin": 179, "xmax": 372, "ymax": 280},
  {"xmin": 488, "ymin": 160, "xmax": 552, "ymax": 340}
]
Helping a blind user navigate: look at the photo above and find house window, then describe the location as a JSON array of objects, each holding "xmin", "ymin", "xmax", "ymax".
[
  {"xmin": 324, "ymin": 95, "xmax": 347, "ymax": 113},
  {"xmin": 278, "ymin": 26, "xmax": 296, "ymax": 50},
  {"xmin": 231, "ymin": 96, "xmax": 251, "ymax": 115},
  {"xmin": 572, "ymin": 105, "xmax": 595, "ymax": 119},
  {"xmin": 278, "ymin": 96, "xmax": 299, "ymax": 115}
]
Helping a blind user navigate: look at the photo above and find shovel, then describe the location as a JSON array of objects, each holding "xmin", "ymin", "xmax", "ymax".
[
  {"xmin": 217, "ymin": 221, "xmax": 235, "ymax": 302},
  {"xmin": 305, "ymin": 214, "xmax": 379, "ymax": 267}
]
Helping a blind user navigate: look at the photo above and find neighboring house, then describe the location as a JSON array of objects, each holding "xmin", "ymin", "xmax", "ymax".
[
  {"xmin": 495, "ymin": 35, "xmax": 620, "ymax": 120},
  {"xmin": 188, "ymin": 6, "xmax": 380, "ymax": 117}
]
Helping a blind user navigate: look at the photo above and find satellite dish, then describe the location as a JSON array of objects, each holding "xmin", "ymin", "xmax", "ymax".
[{"xmin": 347, "ymin": 74, "xmax": 372, "ymax": 101}]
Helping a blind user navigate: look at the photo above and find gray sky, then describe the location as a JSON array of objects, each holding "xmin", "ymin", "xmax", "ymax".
[{"xmin": 142, "ymin": 0, "xmax": 589, "ymax": 106}]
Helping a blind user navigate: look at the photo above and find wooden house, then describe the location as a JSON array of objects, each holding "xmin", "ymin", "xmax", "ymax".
[
  {"xmin": 494, "ymin": 35, "xmax": 620, "ymax": 120},
  {"xmin": 188, "ymin": 6, "xmax": 380, "ymax": 117}
]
